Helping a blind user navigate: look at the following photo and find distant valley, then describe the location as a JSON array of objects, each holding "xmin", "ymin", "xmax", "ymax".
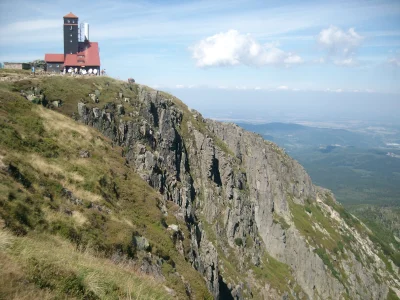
[{"xmin": 238, "ymin": 121, "xmax": 400, "ymax": 207}]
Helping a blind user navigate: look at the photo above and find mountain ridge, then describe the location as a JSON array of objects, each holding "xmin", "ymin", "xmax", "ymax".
[{"xmin": 0, "ymin": 71, "xmax": 399, "ymax": 299}]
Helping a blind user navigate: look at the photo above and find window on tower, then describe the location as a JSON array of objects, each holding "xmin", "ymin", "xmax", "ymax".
[{"xmin": 68, "ymin": 20, "xmax": 70, "ymax": 23}]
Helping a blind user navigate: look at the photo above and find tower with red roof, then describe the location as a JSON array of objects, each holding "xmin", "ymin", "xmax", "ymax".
[
  {"xmin": 44, "ymin": 13, "xmax": 101, "ymax": 75},
  {"xmin": 63, "ymin": 12, "xmax": 79, "ymax": 55}
]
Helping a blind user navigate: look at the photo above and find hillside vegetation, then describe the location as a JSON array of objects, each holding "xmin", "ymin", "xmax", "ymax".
[
  {"xmin": 0, "ymin": 70, "xmax": 399, "ymax": 299},
  {"xmin": 0, "ymin": 72, "xmax": 211, "ymax": 299}
]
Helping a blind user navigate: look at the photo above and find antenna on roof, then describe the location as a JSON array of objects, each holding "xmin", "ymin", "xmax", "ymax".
[
  {"xmin": 79, "ymin": 23, "xmax": 83, "ymax": 42},
  {"xmin": 83, "ymin": 23, "xmax": 89, "ymax": 42},
  {"xmin": 79, "ymin": 22, "xmax": 89, "ymax": 42}
]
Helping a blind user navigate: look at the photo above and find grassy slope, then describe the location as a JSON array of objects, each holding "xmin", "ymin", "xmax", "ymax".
[
  {"xmin": 0, "ymin": 73, "xmax": 211, "ymax": 299},
  {"xmin": 1, "ymin": 71, "xmax": 399, "ymax": 299}
]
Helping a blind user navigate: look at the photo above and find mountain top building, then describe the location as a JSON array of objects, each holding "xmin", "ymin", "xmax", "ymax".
[{"xmin": 44, "ymin": 12, "xmax": 100, "ymax": 75}]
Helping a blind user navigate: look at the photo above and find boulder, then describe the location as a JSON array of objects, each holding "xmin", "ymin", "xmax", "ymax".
[
  {"xmin": 133, "ymin": 235, "xmax": 150, "ymax": 251},
  {"xmin": 52, "ymin": 100, "xmax": 61, "ymax": 107}
]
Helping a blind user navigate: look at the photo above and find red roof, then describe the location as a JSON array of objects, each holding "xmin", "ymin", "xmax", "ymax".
[
  {"xmin": 64, "ymin": 12, "xmax": 78, "ymax": 18},
  {"xmin": 44, "ymin": 53, "xmax": 64, "ymax": 62},
  {"xmin": 64, "ymin": 42, "xmax": 100, "ymax": 67}
]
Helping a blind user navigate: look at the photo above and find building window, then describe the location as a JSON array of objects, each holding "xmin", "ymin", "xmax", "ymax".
[
  {"xmin": 72, "ymin": 20, "xmax": 75, "ymax": 23},
  {"xmin": 56, "ymin": 64, "xmax": 59, "ymax": 67},
  {"xmin": 70, "ymin": 26, "xmax": 72, "ymax": 30},
  {"xmin": 68, "ymin": 20, "xmax": 70, "ymax": 23},
  {"xmin": 70, "ymin": 40, "xmax": 72, "ymax": 43},
  {"xmin": 49, "ymin": 65, "xmax": 52, "ymax": 68},
  {"xmin": 70, "ymin": 34, "xmax": 72, "ymax": 37}
]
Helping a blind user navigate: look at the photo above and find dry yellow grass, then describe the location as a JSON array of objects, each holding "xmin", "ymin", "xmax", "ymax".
[
  {"xmin": 38, "ymin": 106, "xmax": 91, "ymax": 138},
  {"xmin": 28, "ymin": 154, "xmax": 84, "ymax": 182},
  {"xmin": 61, "ymin": 182, "xmax": 103, "ymax": 203},
  {"xmin": 0, "ymin": 228, "xmax": 14, "ymax": 250},
  {"xmin": 72, "ymin": 211, "xmax": 87, "ymax": 226},
  {"xmin": 1, "ymin": 228, "xmax": 172, "ymax": 300}
]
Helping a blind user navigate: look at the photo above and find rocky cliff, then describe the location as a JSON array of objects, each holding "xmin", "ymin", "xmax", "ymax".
[
  {"xmin": 74, "ymin": 81, "xmax": 399, "ymax": 299},
  {"xmin": 1, "ymin": 73, "xmax": 399, "ymax": 299}
]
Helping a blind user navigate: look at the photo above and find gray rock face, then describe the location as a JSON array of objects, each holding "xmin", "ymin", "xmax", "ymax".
[{"xmin": 76, "ymin": 84, "xmax": 398, "ymax": 299}]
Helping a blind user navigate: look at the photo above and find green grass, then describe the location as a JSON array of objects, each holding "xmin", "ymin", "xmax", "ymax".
[
  {"xmin": 252, "ymin": 252, "xmax": 294, "ymax": 294},
  {"xmin": 0, "ymin": 83, "xmax": 211, "ymax": 299},
  {"xmin": 289, "ymin": 197, "xmax": 341, "ymax": 251},
  {"xmin": 387, "ymin": 288, "xmax": 400, "ymax": 300}
]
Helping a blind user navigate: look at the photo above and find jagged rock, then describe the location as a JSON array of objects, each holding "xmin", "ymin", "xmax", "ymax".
[
  {"xmin": 117, "ymin": 104, "xmax": 125, "ymax": 115},
  {"xmin": 61, "ymin": 188, "xmax": 83, "ymax": 205},
  {"xmin": 77, "ymin": 102, "xmax": 86, "ymax": 117},
  {"xmin": 87, "ymin": 202, "xmax": 111, "ymax": 214},
  {"xmin": 76, "ymin": 84, "xmax": 397, "ymax": 300},
  {"xmin": 140, "ymin": 254, "xmax": 164, "ymax": 279}
]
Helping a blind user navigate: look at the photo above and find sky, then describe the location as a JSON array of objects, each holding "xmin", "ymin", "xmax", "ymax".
[{"xmin": 0, "ymin": 0, "xmax": 399, "ymax": 123}]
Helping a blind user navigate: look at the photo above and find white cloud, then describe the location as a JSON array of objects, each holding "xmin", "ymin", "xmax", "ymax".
[
  {"xmin": 317, "ymin": 26, "xmax": 363, "ymax": 54},
  {"xmin": 175, "ymin": 84, "xmax": 185, "ymax": 88},
  {"xmin": 190, "ymin": 30, "xmax": 303, "ymax": 67},
  {"xmin": 388, "ymin": 56, "xmax": 400, "ymax": 67},
  {"xmin": 317, "ymin": 26, "xmax": 363, "ymax": 66},
  {"xmin": 277, "ymin": 85, "xmax": 289, "ymax": 90},
  {"xmin": 314, "ymin": 57, "xmax": 325, "ymax": 64},
  {"xmin": 334, "ymin": 57, "xmax": 358, "ymax": 66}
]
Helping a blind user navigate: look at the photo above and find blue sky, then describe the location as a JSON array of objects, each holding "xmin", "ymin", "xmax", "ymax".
[{"xmin": 0, "ymin": 0, "xmax": 399, "ymax": 96}]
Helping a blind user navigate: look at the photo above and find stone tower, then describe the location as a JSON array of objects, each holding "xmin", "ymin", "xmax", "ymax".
[{"xmin": 63, "ymin": 12, "xmax": 79, "ymax": 55}]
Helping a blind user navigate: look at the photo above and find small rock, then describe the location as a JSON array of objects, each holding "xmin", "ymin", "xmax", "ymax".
[
  {"xmin": 26, "ymin": 94, "xmax": 36, "ymax": 101},
  {"xmin": 168, "ymin": 224, "xmax": 179, "ymax": 232},
  {"xmin": 164, "ymin": 286, "xmax": 176, "ymax": 297},
  {"xmin": 79, "ymin": 150, "xmax": 90, "ymax": 158},
  {"xmin": 89, "ymin": 93, "xmax": 99, "ymax": 103}
]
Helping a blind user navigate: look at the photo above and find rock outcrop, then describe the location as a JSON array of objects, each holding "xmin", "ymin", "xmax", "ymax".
[{"xmin": 74, "ymin": 84, "xmax": 399, "ymax": 299}]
